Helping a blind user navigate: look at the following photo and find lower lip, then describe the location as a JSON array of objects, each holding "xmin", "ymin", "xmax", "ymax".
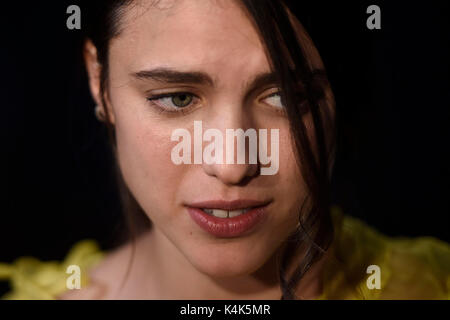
[{"xmin": 186, "ymin": 205, "xmax": 269, "ymax": 238}]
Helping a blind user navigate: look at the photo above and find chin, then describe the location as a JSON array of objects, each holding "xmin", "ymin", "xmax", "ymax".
[
  {"xmin": 194, "ymin": 260, "xmax": 260, "ymax": 279},
  {"xmin": 187, "ymin": 244, "xmax": 269, "ymax": 278}
]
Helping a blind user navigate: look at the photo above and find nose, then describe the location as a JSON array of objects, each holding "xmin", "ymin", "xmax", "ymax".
[
  {"xmin": 203, "ymin": 160, "xmax": 259, "ymax": 186},
  {"xmin": 201, "ymin": 110, "xmax": 259, "ymax": 186}
]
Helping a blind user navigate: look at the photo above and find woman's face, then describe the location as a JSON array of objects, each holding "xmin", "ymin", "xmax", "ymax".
[{"xmin": 94, "ymin": 0, "xmax": 310, "ymax": 277}]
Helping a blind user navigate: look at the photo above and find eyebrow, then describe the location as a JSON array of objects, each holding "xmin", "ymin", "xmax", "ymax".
[
  {"xmin": 132, "ymin": 68, "xmax": 214, "ymax": 86},
  {"xmin": 246, "ymin": 72, "xmax": 278, "ymax": 93},
  {"xmin": 131, "ymin": 67, "xmax": 279, "ymax": 92}
]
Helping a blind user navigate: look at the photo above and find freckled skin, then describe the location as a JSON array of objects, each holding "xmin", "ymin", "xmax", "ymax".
[{"xmin": 82, "ymin": 0, "xmax": 332, "ymax": 299}]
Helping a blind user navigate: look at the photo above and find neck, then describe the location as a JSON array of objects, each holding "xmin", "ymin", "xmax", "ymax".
[{"xmin": 122, "ymin": 227, "xmax": 329, "ymax": 299}]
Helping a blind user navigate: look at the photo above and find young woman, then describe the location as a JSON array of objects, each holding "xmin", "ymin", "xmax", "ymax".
[{"xmin": 1, "ymin": 0, "xmax": 448, "ymax": 300}]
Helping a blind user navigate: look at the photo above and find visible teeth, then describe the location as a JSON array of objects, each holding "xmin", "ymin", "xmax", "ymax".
[
  {"xmin": 228, "ymin": 209, "xmax": 247, "ymax": 218},
  {"xmin": 202, "ymin": 208, "xmax": 250, "ymax": 218},
  {"xmin": 211, "ymin": 209, "xmax": 228, "ymax": 218}
]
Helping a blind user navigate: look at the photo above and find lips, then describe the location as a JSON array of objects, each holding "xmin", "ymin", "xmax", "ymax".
[{"xmin": 185, "ymin": 199, "xmax": 271, "ymax": 238}]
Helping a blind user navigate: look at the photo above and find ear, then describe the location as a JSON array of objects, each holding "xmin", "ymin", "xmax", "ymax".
[{"xmin": 83, "ymin": 39, "xmax": 115, "ymax": 124}]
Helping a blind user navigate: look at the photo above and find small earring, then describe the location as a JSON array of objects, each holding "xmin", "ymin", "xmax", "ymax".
[{"xmin": 95, "ymin": 104, "xmax": 105, "ymax": 122}]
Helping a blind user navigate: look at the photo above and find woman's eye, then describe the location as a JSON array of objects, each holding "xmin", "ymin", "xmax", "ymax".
[
  {"xmin": 147, "ymin": 93, "xmax": 196, "ymax": 110},
  {"xmin": 262, "ymin": 92, "xmax": 284, "ymax": 109}
]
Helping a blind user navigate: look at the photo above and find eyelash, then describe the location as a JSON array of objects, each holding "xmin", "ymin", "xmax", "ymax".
[
  {"xmin": 146, "ymin": 92, "xmax": 200, "ymax": 115},
  {"xmin": 260, "ymin": 90, "xmax": 288, "ymax": 116},
  {"xmin": 261, "ymin": 91, "xmax": 283, "ymax": 105},
  {"xmin": 145, "ymin": 90, "xmax": 286, "ymax": 115}
]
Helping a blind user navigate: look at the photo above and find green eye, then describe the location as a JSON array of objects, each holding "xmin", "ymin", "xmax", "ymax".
[
  {"xmin": 147, "ymin": 92, "xmax": 197, "ymax": 111},
  {"xmin": 172, "ymin": 94, "xmax": 193, "ymax": 108}
]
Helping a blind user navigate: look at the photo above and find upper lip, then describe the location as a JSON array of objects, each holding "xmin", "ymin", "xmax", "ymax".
[{"xmin": 185, "ymin": 199, "xmax": 271, "ymax": 211}]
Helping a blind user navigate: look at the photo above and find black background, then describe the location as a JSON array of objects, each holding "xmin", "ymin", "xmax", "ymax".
[{"xmin": 1, "ymin": 1, "xmax": 449, "ymax": 295}]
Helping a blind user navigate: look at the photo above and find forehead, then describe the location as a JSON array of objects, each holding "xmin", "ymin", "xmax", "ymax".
[{"xmin": 109, "ymin": 0, "xmax": 271, "ymax": 79}]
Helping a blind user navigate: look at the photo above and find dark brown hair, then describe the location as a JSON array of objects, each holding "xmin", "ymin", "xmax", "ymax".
[{"xmin": 84, "ymin": 0, "xmax": 337, "ymax": 299}]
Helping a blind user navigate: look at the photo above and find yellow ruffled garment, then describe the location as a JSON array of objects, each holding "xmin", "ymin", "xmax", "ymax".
[
  {"xmin": 0, "ymin": 240, "xmax": 104, "ymax": 299},
  {"xmin": 318, "ymin": 206, "xmax": 450, "ymax": 299},
  {"xmin": 0, "ymin": 206, "xmax": 449, "ymax": 299}
]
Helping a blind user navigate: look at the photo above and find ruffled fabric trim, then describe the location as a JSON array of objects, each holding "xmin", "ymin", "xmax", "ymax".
[{"xmin": 0, "ymin": 240, "xmax": 104, "ymax": 300}]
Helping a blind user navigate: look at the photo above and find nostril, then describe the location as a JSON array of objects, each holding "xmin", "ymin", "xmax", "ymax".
[{"xmin": 203, "ymin": 162, "xmax": 259, "ymax": 186}]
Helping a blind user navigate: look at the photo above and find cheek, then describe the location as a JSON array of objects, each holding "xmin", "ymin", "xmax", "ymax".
[
  {"xmin": 271, "ymin": 128, "xmax": 306, "ymax": 228},
  {"xmin": 113, "ymin": 105, "xmax": 184, "ymax": 223},
  {"xmin": 278, "ymin": 127, "xmax": 304, "ymax": 195}
]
